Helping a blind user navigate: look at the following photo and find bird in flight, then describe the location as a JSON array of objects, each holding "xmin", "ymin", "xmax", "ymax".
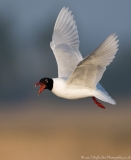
[{"xmin": 35, "ymin": 7, "xmax": 119, "ymax": 109}]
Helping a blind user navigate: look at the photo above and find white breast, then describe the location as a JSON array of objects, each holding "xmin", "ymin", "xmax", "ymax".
[{"xmin": 52, "ymin": 78, "xmax": 93, "ymax": 99}]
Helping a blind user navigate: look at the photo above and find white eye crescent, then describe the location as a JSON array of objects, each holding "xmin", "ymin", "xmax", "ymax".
[{"xmin": 45, "ymin": 79, "xmax": 48, "ymax": 83}]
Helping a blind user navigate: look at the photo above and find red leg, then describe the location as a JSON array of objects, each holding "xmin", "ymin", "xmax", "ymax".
[{"xmin": 92, "ymin": 97, "xmax": 105, "ymax": 109}]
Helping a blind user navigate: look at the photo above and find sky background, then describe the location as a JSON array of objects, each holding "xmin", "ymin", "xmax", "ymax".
[{"xmin": 0, "ymin": 0, "xmax": 131, "ymax": 104}]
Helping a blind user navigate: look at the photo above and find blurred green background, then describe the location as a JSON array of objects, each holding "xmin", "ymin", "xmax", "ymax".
[{"xmin": 0, "ymin": 0, "xmax": 131, "ymax": 159}]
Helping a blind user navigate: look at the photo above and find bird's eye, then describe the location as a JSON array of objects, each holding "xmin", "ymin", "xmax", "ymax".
[{"xmin": 45, "ymin": 79, "xmax": 48, "ymax": 83}]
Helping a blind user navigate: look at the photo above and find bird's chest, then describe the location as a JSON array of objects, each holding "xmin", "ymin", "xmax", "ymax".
[{"xmin": 52, "ymin": 84, "xmax": 92, "ymax": 99}]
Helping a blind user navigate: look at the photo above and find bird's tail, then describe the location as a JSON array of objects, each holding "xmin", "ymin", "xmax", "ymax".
[{"xmin": 93, "ymin": 83, "xmax": 116, "ymax": 105}]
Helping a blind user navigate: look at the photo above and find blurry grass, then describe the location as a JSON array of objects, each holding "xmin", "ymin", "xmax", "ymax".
[{"xmin": 0, "ymin": 98, "xmax": 131, "ymax": 160}]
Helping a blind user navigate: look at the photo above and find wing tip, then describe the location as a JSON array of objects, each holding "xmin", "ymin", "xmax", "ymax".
[
  {"xmin": 52, "ymin": 7, "xmax": 80, "ymax": 50},
  {"xmin": 112, "ymin": 33, "xmax": 119, "ymax": 49},
  {"xmin": 111, "ymin": 33, "xmax": 119, "ymax": 42},
  {"xmin": 105, "ymin": 33, "xmax": 119, "ymax": 50},
  {"xmin": 61, "ymin": 6, "xmax": 70, "ymax": 13}
]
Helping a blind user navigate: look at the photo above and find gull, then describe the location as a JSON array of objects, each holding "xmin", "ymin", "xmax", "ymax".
[{"xmin": 35, "ymin": 7, "xmax": 119, "ymax": 109}]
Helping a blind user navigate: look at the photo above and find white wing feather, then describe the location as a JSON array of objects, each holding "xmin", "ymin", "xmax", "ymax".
[
  {"xmin": 66, "ymin": 34, "xmax": 119, "ymax": 89},
  {"xmin": 50, "ymin": 7, "xmax": 83, "ymax": 78}
]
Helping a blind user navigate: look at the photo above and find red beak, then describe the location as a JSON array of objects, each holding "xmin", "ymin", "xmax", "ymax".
[{"xmin": 35, "ymin": 82, "xmax": 46, "ymax": 95}]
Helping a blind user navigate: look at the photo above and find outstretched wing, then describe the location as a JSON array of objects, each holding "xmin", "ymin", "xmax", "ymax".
[
  {"xmin": 50, "ymin": 7, "xmax": 83, "ymax": 78},
  {"xmin": 66, "ymin": 34, "xmax": 119, "ymax": 89}
]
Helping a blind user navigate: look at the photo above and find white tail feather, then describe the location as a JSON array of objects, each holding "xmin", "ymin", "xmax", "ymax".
[{"xmin": 93, "ymin": 83, "xmax": 116, "ymax": 105}]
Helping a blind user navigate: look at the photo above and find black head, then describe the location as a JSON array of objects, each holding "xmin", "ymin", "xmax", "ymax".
[{"xmin": 35, "ymin": 77, "xmax": 53, "ymax": 95}]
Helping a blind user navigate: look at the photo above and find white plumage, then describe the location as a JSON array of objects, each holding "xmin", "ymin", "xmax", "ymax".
[{"xmin": 36, "ymin": 7, "xmax": 119, "ymax": 109}]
